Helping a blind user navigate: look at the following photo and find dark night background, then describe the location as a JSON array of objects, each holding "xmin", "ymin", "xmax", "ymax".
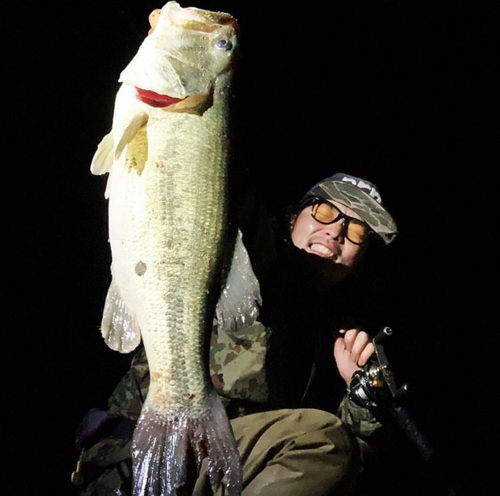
[{"xmin": 3, "ymin": 1, "xmax": 498, "ymax": 495}]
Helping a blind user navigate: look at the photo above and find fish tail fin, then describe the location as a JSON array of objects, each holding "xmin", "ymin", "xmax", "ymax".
[{"xmin": 132, "ymin": 391, "xmax": 242, "ymax": 496}]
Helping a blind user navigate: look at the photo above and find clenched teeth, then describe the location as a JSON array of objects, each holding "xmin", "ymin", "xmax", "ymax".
[{"xmin": 309, "ymin": 243, "xmax": 335, "ymax": 259}]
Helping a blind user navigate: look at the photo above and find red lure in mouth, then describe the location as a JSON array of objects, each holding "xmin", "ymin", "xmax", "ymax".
[{"xmin": 135, "ymin": 87, "xmax": 185, "ymax": 108}]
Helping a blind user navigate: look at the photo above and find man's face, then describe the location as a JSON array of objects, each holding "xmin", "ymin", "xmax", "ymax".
[{"xmin": 290, "ymin": 200, "xmax": 367, "ymax": 273}]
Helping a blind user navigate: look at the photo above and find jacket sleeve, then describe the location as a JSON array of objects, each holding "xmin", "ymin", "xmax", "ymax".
[
  {"xmin": 337, "ymin": 394, "xmax": 382, "ymax": 457},
  {"xmin": 108, "ymin": 346, "xmax": 150, "ymax": 420}
]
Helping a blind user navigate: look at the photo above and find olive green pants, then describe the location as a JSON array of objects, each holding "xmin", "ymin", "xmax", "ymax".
[
  {"xmin": 79, "ymin": 408, "xmax": 359, "ymax": 496},
  {"xmin": 194, "ymin": 408, "xmax": 359, "ymax": 496}
]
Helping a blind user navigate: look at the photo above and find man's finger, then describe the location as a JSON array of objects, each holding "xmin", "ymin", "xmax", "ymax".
[
  {"xmin": 358, "ymin": 342, "xmax": 375, "ymax": 366},
  {"xmin": 343, "ymin": 328, "xmax": 358, "ymax": 353},
  {"xmin": 349, "ymin": 331, "xmax": 370, "ymax": 362}
]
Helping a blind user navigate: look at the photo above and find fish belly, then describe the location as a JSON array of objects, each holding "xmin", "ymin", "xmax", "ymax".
[{"xmin": 108, "ymin": 100, "xmax": 241, "ymax": 495}]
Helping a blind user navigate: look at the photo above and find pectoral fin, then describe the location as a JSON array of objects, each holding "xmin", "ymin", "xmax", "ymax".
[
  {"xmin": 90, "ymin": 132, "xmax": 114, "ymax": 175},
  {"xmin": 101, "ymin": 281, "xmax": 141, "ymax": 353},
  {"xmin": 114, "ymin": 112, "xmax": 148, "ymax": 160}
]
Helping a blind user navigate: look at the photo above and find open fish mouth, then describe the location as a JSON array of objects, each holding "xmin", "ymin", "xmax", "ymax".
[{"xmin": 135, "ymin": 87, "xmax": 185, "ymax": 108}]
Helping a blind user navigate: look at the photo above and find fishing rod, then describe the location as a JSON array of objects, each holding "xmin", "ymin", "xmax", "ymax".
[{"xmin": 348, "ymin": 327, "xmax": 458, "ymax": 495}]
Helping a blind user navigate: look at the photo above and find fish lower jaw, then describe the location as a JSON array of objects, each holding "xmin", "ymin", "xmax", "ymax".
[{"xmin": 135, "ymin": 87, "xmax": 185, "ymax": 108}]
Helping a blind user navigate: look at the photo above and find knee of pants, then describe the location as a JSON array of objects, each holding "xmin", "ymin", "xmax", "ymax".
[
  {"xmin": 231, "ymin": 408, "xmax": 360, "ymax": 496},
  {"xmin": 260, "ymin": 408, "xmax": 359, "ymax": 466}
]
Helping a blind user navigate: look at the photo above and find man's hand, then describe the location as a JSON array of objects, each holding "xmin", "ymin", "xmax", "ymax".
[{"xmin": 334, "ymin": 328, "xmax": 374, "ymax": 386}]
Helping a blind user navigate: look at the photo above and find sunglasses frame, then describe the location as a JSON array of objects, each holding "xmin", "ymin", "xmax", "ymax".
[{"xmin": 304, "ymin": 196, "xmax": 373, "ymax": 245}]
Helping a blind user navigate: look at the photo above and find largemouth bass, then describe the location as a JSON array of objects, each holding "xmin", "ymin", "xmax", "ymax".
[{"xmin": 90, "ymin": 2, "xmax": 243, "ymax": 495}]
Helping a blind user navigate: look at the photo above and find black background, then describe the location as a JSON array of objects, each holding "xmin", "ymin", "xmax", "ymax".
[{"xmin": 3, "ymin": 1, "xmax": 498, "ymax": 495}]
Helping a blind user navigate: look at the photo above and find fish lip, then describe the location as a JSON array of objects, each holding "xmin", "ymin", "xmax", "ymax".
[{"xmin": 135, "ymin": 87, "xmax": 186, "ymax": 108}]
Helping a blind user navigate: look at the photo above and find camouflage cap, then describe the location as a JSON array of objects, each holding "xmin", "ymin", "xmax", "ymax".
[{"xmin": 303, "ymin": 173, "xmax": 398, "ymax": 245}]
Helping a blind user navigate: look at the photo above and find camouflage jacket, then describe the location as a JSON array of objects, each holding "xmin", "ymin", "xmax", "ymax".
[
  {"xmin": 74, "ymin": 321, "xmax": 380, "ymax": 495},
  {"xmin": 104, "ymin": 319, "xmax": 381, "ymax": 441}
]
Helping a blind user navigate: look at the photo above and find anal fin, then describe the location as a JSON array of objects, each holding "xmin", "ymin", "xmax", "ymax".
[{"xmin": 101, "ymin": 281, "xmax": 141, "ymax": 353}]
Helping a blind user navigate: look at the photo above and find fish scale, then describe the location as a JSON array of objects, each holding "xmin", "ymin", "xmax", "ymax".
[{"xmin": 137, "ymin": 107, "xmax": 228, "ymax": 406}]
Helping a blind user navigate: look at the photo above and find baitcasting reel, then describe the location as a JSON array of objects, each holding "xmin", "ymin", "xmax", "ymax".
[
  {"xmin": 348, "ymin": 326, "xmax": 409, "ymax": 408},
  {"xmin": 347, "ymin": 326, "xmax": 457, "ymax": 493}
]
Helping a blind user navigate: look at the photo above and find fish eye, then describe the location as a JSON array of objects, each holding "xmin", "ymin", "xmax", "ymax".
[{"xmin": 215, "ymin": 38, "xmax": 233, "ymax": 51}]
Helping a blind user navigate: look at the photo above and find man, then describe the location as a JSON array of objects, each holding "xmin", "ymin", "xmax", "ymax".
[{"xmin": 73, "ymin": 172, "xmax": 398, "ymax": 496}]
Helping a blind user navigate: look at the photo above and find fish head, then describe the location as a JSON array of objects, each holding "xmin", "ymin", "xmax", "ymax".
[{"xmin": 119, "ymin": 1, "xmax": 239, "ymax": 104}]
